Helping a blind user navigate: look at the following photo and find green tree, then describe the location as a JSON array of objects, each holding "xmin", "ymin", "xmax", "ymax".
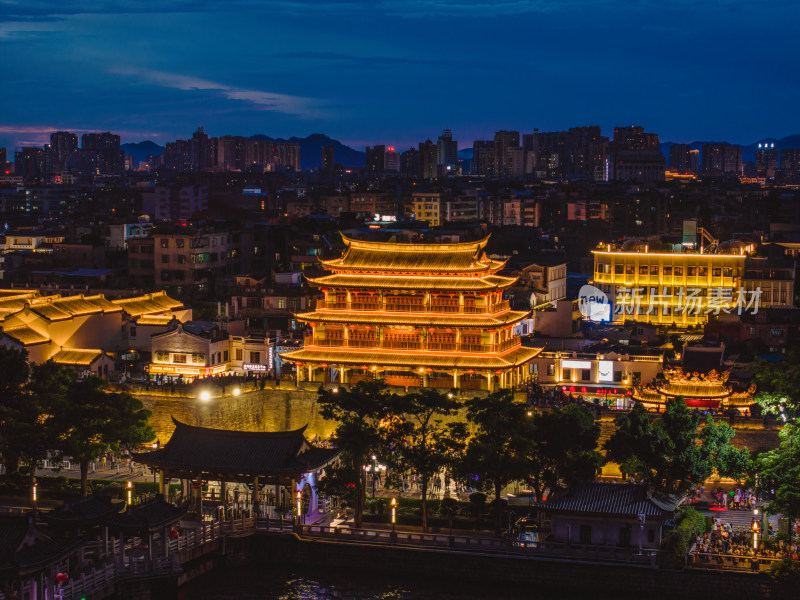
[
  {"xmin": 604, "ymin": 398, "xmax": 749, "ymax": 494},
  {"xmin": 753, "ymin": 347, "xmax": 800, "ymax": 418},
  {"xmin": 524, "ymin": 405, "xmax": 605, "ymax": 503},
  {"xmin": 0, "ymin": 353, "xmax": 70, "ymax": 491},
  {"xmin": 56, "ymin": 376, "xmax": 154, "ymax": 496},
  {"xmin": 0, "ymin": 347, "xmax": 32, "ymax": 476},
  {"xmin": 383, "ymin": 388, "xmax": 463, "ymax": 532},
  {"xmin": 317, "ymin": 381, "xmax": 393, "ymax": 528},
  {"xmin": 459, "ymin": 390, "xmax": 532, "ymax": 536},
  {"xmin": 757, "ymin": 423, "xmax": 800, "ymax": 526}
]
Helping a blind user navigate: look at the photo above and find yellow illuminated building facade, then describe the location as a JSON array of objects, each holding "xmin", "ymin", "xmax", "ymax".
[
  {"xmin": 592, "ymin": 243, "xmax": 749, "ymax": 326},
  {"xmin": 281, "ymin": 235, "xmax": 541, "ymax": 390}
]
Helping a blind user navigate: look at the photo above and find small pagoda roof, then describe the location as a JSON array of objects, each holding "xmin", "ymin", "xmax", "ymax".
[
  {"xmin": 44, "ymin": 495, "xmax": 121, "ymax": 528},
  {"xmin": 132, "ymin": 419, "xmax": 339, "ymax": 479},
  {"xmin": 305, "ymin": 273, "xmax": 518, "ymax": 292},
  {"xmin": 294, "ymin": 309, "xmax": 530, "ymax": 329},
  {"xmin": 538, "ymin": 482, "xmax": 682, "ymax": 519},
  {"xmin": 320, "ymin": 234, "xmax": 506, "ymax": 275},
  {"xmin": 0, "ymin": 515, "xmax": 84, "ymax": 575},
  {"xmin": 280, "ymin": 345, "xmax": 542, "ymax": 370},
  {"xmin": 105, "ymin": 496, "xmax": 188, "ymax": 533}
]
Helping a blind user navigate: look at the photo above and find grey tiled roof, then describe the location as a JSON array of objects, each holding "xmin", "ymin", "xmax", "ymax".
[
  {"xmin": 539, "ymin": 482, "xmax": 681, "ymax": 518},
  {"xmin": 132, "ymin": 418, "xmax": 339, "ymax": 477}
]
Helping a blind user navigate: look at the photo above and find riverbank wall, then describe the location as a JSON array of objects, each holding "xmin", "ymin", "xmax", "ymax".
[{"xmin": 252, "ymin": 532, "xmax": 794, "ymax": 600}]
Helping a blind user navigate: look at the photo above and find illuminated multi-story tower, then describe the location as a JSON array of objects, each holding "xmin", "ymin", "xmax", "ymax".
[{"xmin": 282, "ymin": 235, "xmax": 540, "ymax": 390}]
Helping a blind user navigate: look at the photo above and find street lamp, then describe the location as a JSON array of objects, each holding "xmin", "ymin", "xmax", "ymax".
[
  {"xmin": 199, "ymin": 391, "xmax": 211, "ymax": 402},
  {"xmin": 363, "ymin": 455, "xmax": 386, "ymax": 499},
  {"xmin": 296, "ymin": 490, "xmax": 303, "ymax": 526},
  {"xmin": 638, "ymin": 513, "xmax": 646, "ymax": 555},
  {"xmin": 753, "ymin": 508, "xmax": 760, "ymax": 550},
  {"xmin": 31, "ymin": 480, "xmax": 37, "ymax": 508},
  {"xmin": 127, "ymin": 480, "xmax": 133, "ymax": 506},
  {"xmin": 391, "ymin": 497, "xmax": 397, "ymax": 532},
  {"xmin": 232, "ymin": 387, "xmax": 241, "ymax": 397}
]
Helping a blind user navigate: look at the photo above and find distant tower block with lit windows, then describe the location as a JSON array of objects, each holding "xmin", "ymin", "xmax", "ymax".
[{"xmin": 280, "ymin": 234, "xmax": 541, "ymax": 391}]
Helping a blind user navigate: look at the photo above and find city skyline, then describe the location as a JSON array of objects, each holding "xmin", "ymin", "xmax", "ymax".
[{"xmin": 1, "ymin": 1, "xmax": 799, "ymax": 150}]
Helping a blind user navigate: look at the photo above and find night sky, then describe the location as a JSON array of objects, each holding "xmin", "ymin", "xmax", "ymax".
[{"xmin": 1, "ymin": 0, "xmax": 798, "ymax": 151}]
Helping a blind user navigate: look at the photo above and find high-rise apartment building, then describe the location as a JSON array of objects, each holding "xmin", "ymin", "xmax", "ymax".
[
  {"xmin": 419, "ymin": 140, "xmax": 437, "ymax": 179},
  {"xmin": 781, "ymin": 149, "xmax": 800, "ymax": 172},
  {"xmin": 608, "ymin": 126, "xmax": 665, "ymax": 183},
  {"xmin": 401, "ymin": 147, "xmax": 420, "ymax": 177},
  {"xmin": 437, "ymin": 129, "xmax": 458, "ymax": 167},
  {"xmin": 702, "ymin": 143, "xmax": 742, "ymax": 176},
  {"xmin": 50, "ymin": 131, "xmax": 78, "ymax": 162},
  {"xmin": 472, "ymin": 141, "xmax": 494, "ymax": 176},
  {"xmin": 365, "ymin": 145, "xmax": 385, "ymax": 173},
  {"xmin": 190, "ymin": 127, "xmax": 212, "ymax": 171},
  {"xmin": 384, "ymin": 147, "xmax": 400, "ymax": 172},
  {"xmin": 755, "ymin": 142, "xmax": 779, "ymax": 177},
  {"xmin": 321, "ymin": 144, "xmax": 335, "ymax": 175},
  {"xmin": 14, "ymin": 148, "xmax": 46, "ymax": 179},
  {"xmin": 81, "ymin": 132, "xmax": 122, "ymax": 175},
  {"xmin": 492, "ymin": 131, "xmax": 520, "ymax": 178},
  {"xmin": 670, "ymin": 144, "xmax": 692, "ymax": 173}
]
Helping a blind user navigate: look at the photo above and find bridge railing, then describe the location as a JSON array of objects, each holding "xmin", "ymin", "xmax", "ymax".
[{"xmin": 689, "ymin": 552, "xmax": 782, "ymax": 572}]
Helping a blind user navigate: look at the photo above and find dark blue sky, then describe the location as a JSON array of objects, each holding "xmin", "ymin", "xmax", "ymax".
[{"xmin": 1, "ymin": 0, "xmax": 798, "ymax": 151}]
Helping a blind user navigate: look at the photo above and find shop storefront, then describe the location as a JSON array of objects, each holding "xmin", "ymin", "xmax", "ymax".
[
  {"xmin": 147, "ymin": 363, "xmax": 228, "ymax": 383},
  {"xmin": 558, "ymin": 383, "xmax": 633, "ymax": 409}
]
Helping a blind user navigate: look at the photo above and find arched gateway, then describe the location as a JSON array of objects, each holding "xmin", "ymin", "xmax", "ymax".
[{"xmin": 133, "ymin": 418, "xmax": 339, "ymax": 519}]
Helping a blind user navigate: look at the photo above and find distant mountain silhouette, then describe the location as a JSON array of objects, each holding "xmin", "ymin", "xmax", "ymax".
[
  {"xmin": 122, "ymin": 134, "xmax": 365, "ymax": 169},
  {"xmin": 249, "ymin": 133, "xmax": 365, "ymax": 169},
  {"xmin": 121, "ymin": 140, "xmax": 165, "ymax": 163},
  {"xmin": 661, "ymin": 134, "xmax": 800, "ymax": 163}
]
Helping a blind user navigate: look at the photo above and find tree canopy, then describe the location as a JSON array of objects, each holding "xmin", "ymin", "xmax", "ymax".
[{"xmin": 604, "ymin": 399, "xmax": 750, "ymax": 494}]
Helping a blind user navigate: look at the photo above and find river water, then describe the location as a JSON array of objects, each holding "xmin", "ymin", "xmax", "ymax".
[{"xmin": 179, "ymin": 564, "xmax": 613, "ymax": 600}]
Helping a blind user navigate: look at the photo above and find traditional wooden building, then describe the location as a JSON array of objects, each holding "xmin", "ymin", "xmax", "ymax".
[
  {"xmin": 281, "ymin": 235, "xmax": 542, "ymax": 390},
  {"xmin": 133, "ymin": 419, "xmax": 339, "ymax": 519}
]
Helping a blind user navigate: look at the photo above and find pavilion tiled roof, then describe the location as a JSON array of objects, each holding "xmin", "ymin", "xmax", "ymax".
[
  {"xmin": 2, "ymin": 325, "xmax": 50, "ymax": 345},
  {"xmin": 132, "ymin": 419, "xmax": 339, "ymax": 478},
  {"xmin": 0, "ymin": 515, "xmax": 84, "ymax": 574},
  {"xmin": 27, "ymin": 294, "xmax": 121, "ymax": 321},
  {"xmin": 280, "ymin": 345, "xmax": 542, "ymax": 370},
  {"xmin": 294, "ymin": 310, "xmax": 530, "ymax": 328},
  {"xmin": 306, "ymin": 273, "xmax": 518, "ymax": 291},
  {"xmin": 104, "ymin": 496, "xmax": 188, "ymax": 533},
  {"xmin": 51, "ymin": 348, "xmax": 104, "ymax": 366},
  {"xmin": 112, "ymin": 291, "xmax": 184, "ymax": 317},
  {"xmin": 44, "ymin": 495, "xmax": 121, "ymax": 527},
  {"xmin": 320, "ymin": 234, "xmax": 506, "ymax": 274},
  {"xmin": 135, "ymin": 314, "xmax": 177, "ymax": 326},
  {"xmin": 538, "ymin": 482, "xmax": 682, "ymax": 518}
]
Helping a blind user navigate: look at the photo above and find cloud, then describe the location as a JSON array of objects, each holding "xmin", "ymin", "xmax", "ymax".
[
  {"xmin": 112, "ymin": 68, "xmax": 323, "ymax": 118},
  {"xmin": 2, "ymin": 0, "xmax": 795, "ymax": 21}
]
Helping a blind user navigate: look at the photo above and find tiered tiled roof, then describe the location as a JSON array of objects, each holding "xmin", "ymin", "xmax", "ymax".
[
  {"xmin": 282, "ymin": 345, "xmax": 540, "ymax": 370},
  {"xmin": 294, "ymin": 310, "xmax": 530, "ymax": 328},
  {"xmin": 320, "ymin": 234, "xmax": 506, "ymax": 274},
  {"xmin": 306, "ymin": 273, "xmax": 517, "ymax": 291}
]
